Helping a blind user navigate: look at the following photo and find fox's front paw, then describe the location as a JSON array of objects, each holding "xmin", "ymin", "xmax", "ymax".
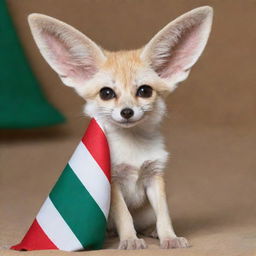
[
  {"xmin": 160, "ymin": 237, "xmax": 190, "ymax": 249},
  {"xmin": 118, "ymin": 238, "xmax": 147, "ymax": 250}
]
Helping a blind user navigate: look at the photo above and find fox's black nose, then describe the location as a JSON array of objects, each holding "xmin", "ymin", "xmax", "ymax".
[{"xmin": 121, "ymin": 108, "xmax": 134, "ymax": 119}]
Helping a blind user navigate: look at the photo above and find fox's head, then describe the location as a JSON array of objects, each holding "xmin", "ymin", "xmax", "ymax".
[{"xmin": 28, "ymin": 6, "xmax": 213, "ymax": 129}]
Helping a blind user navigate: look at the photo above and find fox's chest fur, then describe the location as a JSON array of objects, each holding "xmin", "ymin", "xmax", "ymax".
[{"xmin": 106, "ymin": 126, "xmax": 169, "ymax": 208}]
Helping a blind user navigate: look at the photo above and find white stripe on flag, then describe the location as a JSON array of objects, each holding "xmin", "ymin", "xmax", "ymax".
[
  {"xmin": 36, "ymin": 197, "xmax": 82, "ymax": 251},
  {"xmin": 69, "ymin": 142, "xmax": 111, "ymax": 219}
]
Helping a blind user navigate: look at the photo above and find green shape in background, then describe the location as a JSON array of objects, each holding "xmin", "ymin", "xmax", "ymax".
[{"xmin": 0, "ymin": 0, "xmax": 65, "ymax": 129}]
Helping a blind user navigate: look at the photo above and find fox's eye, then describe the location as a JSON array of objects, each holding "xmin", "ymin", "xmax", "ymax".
[
  {"xmin": 136, "ymin": 85, "xmax": 153, "ymax": 98},
  {"xmin": 99, "ymin": 87, "xmax": 116, "ymax": 100}
]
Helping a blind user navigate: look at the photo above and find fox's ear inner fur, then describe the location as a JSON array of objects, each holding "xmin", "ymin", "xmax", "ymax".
[
  {"xmin": 28, "ymin": 14, "xmax": 106, "ymax": 88},
  {"xmin": 141, "ymin": 6, "xmax": 213, "ymax": 90}
]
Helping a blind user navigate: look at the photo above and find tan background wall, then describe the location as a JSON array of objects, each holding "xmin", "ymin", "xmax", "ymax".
[
  {"xmin": 1, "ymin": 1, "xmax": 256, "ymax": 255},
  {"xmin": 6, "ymin": 0, "xmax": 256, "ymax": 127}
]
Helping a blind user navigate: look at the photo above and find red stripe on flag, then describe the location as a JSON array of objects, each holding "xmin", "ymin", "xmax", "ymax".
[
  {"xmin": 82, "ymin": 119, "xmax": 111, "ymax": 181},
  {"xmin": 11, "ymin": 219, "xmax": 58, "ymax": 251}
]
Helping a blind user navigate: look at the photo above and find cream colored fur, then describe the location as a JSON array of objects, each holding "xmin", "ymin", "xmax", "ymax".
[{"xmin": 28, "ymin": 6, "xmax": 213, "ymax": 250}]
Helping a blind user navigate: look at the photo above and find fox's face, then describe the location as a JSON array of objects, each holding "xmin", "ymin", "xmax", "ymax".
[
  {"xmin": 82, "ymin": 50, "xmax": 168, "ymax": 128},
  {"xmin": 28, "ymin": 7, "xmax": 213, "ymax": 128}
]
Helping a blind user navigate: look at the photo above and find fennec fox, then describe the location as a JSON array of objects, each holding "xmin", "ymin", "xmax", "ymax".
[{"xmin": 28, "ymin": 6, "xmax": 213, "ymax": 249}]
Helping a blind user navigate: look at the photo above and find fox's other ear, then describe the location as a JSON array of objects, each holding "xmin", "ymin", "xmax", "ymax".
[
  {"xmin": 141, "ymin": 6, "xmax": 213, "ymax": 91},
  {"xmin": 28, "ymin": 14, "xmax": 106, "ymax": 89}
]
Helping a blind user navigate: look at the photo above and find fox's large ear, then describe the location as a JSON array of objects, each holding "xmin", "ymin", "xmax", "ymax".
[
  {"xmin": 28, "ymin": 14, "xmax": 106, "ymax": 89},
  {"xmin": 141, "ymin": 6, "xmax": 213, "ymax": 90}
]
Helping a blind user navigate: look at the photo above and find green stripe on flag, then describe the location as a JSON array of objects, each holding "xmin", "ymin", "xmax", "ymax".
[{"xmin": 49, "ymin": 164, "xmax": 107, "ymax": 250}]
